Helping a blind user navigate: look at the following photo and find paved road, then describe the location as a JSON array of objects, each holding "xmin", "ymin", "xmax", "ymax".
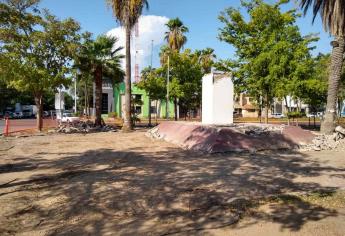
[{"xmin": 0, "ymin": 119, "xmax": 58, "ymax": 134}]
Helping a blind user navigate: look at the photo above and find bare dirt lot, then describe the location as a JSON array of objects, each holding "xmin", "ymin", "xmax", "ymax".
[{"xmin": 0, "ymin": 130, "xmax": 345, "ymax": 236}]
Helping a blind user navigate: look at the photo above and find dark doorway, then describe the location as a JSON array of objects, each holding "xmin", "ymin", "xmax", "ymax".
[{"xmin": 102, "ymin": 93, "xmax": 108, "ymax": 114}]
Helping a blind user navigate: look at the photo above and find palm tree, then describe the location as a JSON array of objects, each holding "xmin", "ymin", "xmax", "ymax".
[
  {"xmin": 159, "ymin": 45, "xmax": 172, "ymax": 65},
  {"xmin": 165, "ymin": 17, "xmax": 189, "ymax": 52},
  {"xmin": 300, "ymin": 0, "xmax": 345, "ymax": 134},
  {"xmin": 75, "ymin": 35, "xmax": 124, "ymax": 126},
  {"xmin": 106, "ymin": 0, "xmax": 148, "ymax": 131},
  {"xmin": 196, "ymin": 47, "xmax": 216, "ymax": 74},
  {"xmin": 164, "ymin": 18, "xmax": 188, "ymax": 120}
]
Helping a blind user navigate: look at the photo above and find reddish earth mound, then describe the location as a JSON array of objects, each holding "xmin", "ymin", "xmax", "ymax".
[{"xmin": 148, "ymin": 122, "xmax": 315, "ymax": 153}]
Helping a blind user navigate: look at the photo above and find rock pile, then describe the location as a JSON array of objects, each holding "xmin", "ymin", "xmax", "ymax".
[
  {"xmin": 56, "ymin": 121, "xmax": 117, "ymax": 134},
  {"xmin": 234, "ymin": 124, "xmax": 285, "ymax": 137},
  {"xmin": 300, "ymin": 126, "xmax": 345, "ymax": 151}
]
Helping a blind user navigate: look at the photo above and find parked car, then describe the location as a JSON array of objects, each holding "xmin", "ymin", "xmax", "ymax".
[
  {"xmin": 60, "ymin": 112, "xmax": 80, "ymax": 123},
  {"xmin": 13, "ymin": 112, "xmax": 24, "ymax": 119},
  {"xmin": 306, "ymin": 113, "xmax": 316, "ymax": 118},
  {"xmin": 271, "ymin": 113, "xmax": 285, "ymax": 118},
  {"xmin": 36, "ymin": 111, "xmax": 50, "ymax": 118},
  {"xmin": 341, "ymin": 111, "xmax": 345, "ymax": 118},
  {"xmin": 43, "ymin": 111, "xmax": 50, "ymax": 117},
  {"xmin": 317, "ymin": 112, "xmax": 324, "ymax": 118}
]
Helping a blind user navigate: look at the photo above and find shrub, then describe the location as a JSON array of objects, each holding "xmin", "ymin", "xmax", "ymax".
[
  {"xmin": 287, "ymin": 111, "xmax": 305, "ymax": 119},
  {"xmin": 108, "ymin": 112, "xmax": 117, "ymax": 118}
]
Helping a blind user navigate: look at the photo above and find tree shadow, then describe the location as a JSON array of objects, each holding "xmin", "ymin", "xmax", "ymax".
[{"xmin": 0, "ymin": 145, "xmax": 344, "ymax": 235}]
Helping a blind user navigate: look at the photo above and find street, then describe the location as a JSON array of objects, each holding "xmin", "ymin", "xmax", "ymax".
[{"xmin": 0, "ymin": 118, "xmax": 57, "ymax": 134}]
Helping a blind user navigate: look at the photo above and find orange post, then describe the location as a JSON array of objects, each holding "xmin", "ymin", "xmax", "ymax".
[{"xmin": 4, "ymin": 117, "xmax": 9, "ymax": 136}]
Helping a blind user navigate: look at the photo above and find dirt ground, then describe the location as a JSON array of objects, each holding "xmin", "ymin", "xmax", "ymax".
[{"xmin": 0, "ymin": 129, "xmax": 345, "ymax": 236}]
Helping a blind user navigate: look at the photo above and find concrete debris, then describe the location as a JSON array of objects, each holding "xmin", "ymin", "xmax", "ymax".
[
  {"xmin": 236, "ymin": 124, "xmax": 285, "ymax": 136},
  {"xmin": 56, "ymin": 121, "xmax": 117, "ymax": 134},
  {"xmin": 300, "ymin": 126, "xmax": 345, "ymax": 151}
]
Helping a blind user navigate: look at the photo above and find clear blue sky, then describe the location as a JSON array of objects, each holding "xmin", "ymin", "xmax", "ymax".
[{"xmin": 40, "ymin": 0, "xmax": 333, "ymax": 67}]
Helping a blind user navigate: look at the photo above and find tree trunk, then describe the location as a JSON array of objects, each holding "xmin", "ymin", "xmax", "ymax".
[
  {"xmin": 321, "ymin": 37, "xmax": 345, "ymax": 134},
  {"xmin": 122, "ymin": 25, "xmax": 133, "ymax": 131},
  {"xmin": 155, "ymin": 100, "xmax": 158, "ymax": 125},
  {"xmin": 84, "ymin": 81, "xmax": 87, "ymax": 117},
  {"xmin": 174, "ymin": 98, "xmax": 178, "ymax": 121},
  {"xmin": 265, "ymin": 94, "xmax": 269, "ymax": 124},
  {"xmin": 148, "ymin": 97, "xmax": 152, "ymax": 127},
  {"xmin": 284, "ymin": 96, "xmax": 290, "ymax": 125},
  {"xmin": 94, "ymin": 66, "xmax": 103, "ymax": 126},
  {"xmin": 34, "ymin": 94, "xmax": 43, "ymax": 131}
]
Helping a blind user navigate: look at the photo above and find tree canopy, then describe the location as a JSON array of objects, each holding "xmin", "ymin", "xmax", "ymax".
[
  {"xmin": 218, "ymin": 0, "xmax": 317, "ymax": 123},
  {"xmin": 0, "ymin": 0, "xmax": 81, "ymax": 129}
]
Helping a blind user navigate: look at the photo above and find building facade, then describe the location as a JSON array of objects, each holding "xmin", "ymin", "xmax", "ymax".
[
  {"xmin": 112, "ymin": 82, "xmax": 175, "ymax": 119},
  {"xmin": 234, "ymin": 93, "xmax": 260, "ymax": 118}
]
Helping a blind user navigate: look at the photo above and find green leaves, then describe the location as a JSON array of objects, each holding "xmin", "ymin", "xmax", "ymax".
[
  {"xmin": 137, "ymin": 66, "xmax": 166, "ymax": 101},
  {"xmin": 0, "ymin": 1, "xmax": 81, "ymax": 96},
  {"xmin": 74, "ymin": 34, "xmax": 124, "ymax": 84},
  {"xmin": 165, "ymin": 18, "xmax": 189, "ymax": 52},
  {"xmin": 218, "ymin": 0, "xmax": 317, "ymax": 108}
]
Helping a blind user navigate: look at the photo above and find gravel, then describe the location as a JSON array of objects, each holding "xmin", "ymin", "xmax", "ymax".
[{"xmin": 300, "ymin": 126, "xmax": 345, "ymax": 151}]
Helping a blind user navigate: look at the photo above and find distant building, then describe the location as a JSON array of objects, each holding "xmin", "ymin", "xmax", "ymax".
[
  {"xmin": 272, "ymin": 96, "xmax": 309, "ymax": 115},
  {"xmin": 94, "ymin": 79, "xmax": 175, "ymax": 119},
  {"xmin": 234, "ymin": 94, "xmax": 313, "ymax": 118},
  {"xmin": 234, "ymin": 93, "xmax": 259, "ymax": 118}
]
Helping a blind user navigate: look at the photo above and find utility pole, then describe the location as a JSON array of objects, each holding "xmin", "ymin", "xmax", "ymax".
[
  {"xmin": 150, "ymin": 40, "xmax": 153, "ymax": 68},
  {"xmin": 166, "ymin": 55, "xmax": 170, "ymax": 120},
  {"xmin": 74, "ymin": 77, "xmax": 77, "ymax": 113},
  {"xmin": 148, "ymin": 39, "xmax": 153, "ymax": 127}
]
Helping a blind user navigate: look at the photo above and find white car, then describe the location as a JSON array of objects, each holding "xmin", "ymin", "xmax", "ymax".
[
  {"xmin": 306, "ymin": 113, "xmax": 316, "ymax": 118},
  {"xmin": 61, "ymin": 113, "xmax": 80, "ymax": 123},
  {"xmin": 13, "ymin": 112, "xmax": 24, "ymax": 119},
  {"xmin": 271, "ymin": 113, "xmax": 285, "ymax": 118}
]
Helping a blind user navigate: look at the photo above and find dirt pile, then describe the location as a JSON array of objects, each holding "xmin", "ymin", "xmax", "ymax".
[
  {"xmin": 147, "ymin": 122, "xmax": 315, "ymax": 153},
  {"xmin": 56, "ymin": 121, "xmax": 117, "ymax": 134},
  {"xmin": 300, "ymin": 126, "xmax": 345, "ymax": 151}
]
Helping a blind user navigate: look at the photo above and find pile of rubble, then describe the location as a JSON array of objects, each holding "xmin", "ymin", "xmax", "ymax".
[
  {"xmin": 300, "ymin": 126, "xmax": 345, "ymax": 151},
  {"xmin": 233, "ymin": 124, "xmax": 285, "ymax": 136},
  {"xmin": 55, "ymin": 121, "xmax": 117, "ymax": 134}
]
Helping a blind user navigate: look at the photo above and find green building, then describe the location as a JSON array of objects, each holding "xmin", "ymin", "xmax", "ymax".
[{"xmin": 112, "ymin": 82, "xmax": 175, "ymax": 119}]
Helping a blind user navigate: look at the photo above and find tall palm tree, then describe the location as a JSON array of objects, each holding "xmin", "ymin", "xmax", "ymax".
[
  {"xmin": 159, "ymin": 45, "xmax": 172, "ymax": 65},
  {"xmin": 106, "ymin": 0, "xmax": 148, "ymax": 131},
  {"xmin": 165, "ymin": 17, "xmax": 189, "ymax": 52},
  {"xmin": 75, "ymin": 35, "xmax": 124, "ymax": 126},
  {"xmin": 300, "ymin": 0, "xmax": 345, "ymax": 134},
  {"xmin": 196, "ymin": 47, "xmax": 216, "ymax": 74},
  {"xmin": 164, "ymin": 18, "xmax": 188, "ymax": 120}
]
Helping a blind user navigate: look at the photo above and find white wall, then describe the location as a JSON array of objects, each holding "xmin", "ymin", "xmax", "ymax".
[{"xmin": 202, "ymin": 73, "xmax": 234, "ymax": 125}]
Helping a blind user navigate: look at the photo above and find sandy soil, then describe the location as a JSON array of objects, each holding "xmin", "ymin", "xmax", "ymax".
[{"xmin": 0, "ymin": 129, "xmax": 345, "ymax": 236}]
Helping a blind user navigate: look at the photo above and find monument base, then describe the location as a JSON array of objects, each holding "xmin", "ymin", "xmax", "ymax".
[{"xmin": 147, "ymin": 122, "xmax": 315, "ymax": 153}]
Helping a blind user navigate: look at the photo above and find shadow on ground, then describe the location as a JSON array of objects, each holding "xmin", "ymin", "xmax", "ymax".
[{"xmin": 0, "ymin": 145, "xmax": 344, "ymax": 235}]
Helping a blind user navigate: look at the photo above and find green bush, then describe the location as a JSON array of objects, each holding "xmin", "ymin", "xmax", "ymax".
[
  {"xmin": 108, "ymin": 112, "xmax": 117, "ymax": 118},
  {"xmin": 287, "ymin": 111, "xmax": 305, "ymax": 119}
]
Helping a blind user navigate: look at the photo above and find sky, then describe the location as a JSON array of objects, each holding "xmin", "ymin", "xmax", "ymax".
[{"xmin": 40, "ymin": 0, "xmax": 333, "ymax": 75}]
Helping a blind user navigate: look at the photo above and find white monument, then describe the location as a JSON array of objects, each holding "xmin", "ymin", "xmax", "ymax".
[{"xmin": 202, "ymin": 71, "xmax": 234, "ymax": 125}]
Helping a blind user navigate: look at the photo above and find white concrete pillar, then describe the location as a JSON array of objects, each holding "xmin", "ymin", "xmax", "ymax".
[{"xmin": 202, "ymin": 72, "xmax": 234, "ymax": 125}]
